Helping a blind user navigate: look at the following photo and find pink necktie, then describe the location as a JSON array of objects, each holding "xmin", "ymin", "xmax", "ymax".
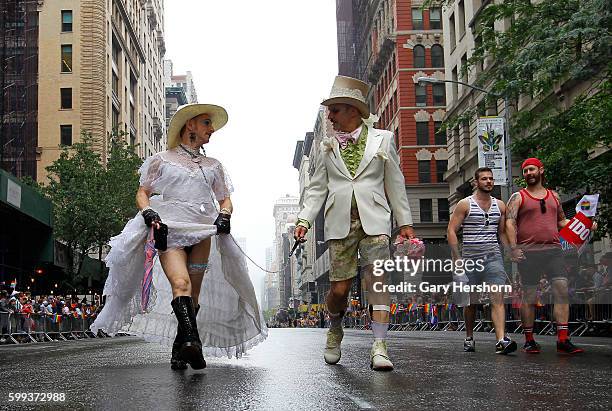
[{"xmin": 335, "ymin": 127, "xmax": 362, "ymax": 150}]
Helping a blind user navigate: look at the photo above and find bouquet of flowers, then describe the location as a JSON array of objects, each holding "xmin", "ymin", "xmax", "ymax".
[{"xmin": 393, "ymin": 235, "xmax": 426, "ymax": 259}]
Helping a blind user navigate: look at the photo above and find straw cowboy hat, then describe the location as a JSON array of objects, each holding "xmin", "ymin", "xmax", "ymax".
[
  {"xmin": 321, "ymin": 75, "xmax": 370, "ymax": 118},
  {"xmin": 167, "ymin": 103, "xmax": 228, "ymax": 149}
]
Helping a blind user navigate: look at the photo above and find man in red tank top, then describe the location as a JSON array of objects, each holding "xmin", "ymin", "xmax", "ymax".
[{"xmin": 506, "ymin": 157, "xmax": 583, "ymax": 354}]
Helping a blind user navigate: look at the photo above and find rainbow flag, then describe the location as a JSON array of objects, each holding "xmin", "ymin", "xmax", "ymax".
[
  {"xmin": 390, "ymin": 303, "xmax": 397, "ymax": 315},
  {"xmin": 10, "ymin": 279, "xmax": 16, "ymax": 289},
  {"xmin": 51, "ymin": 314, "xmax": 62, "ymax": 324},
  {"xmin": 424, "ymin": 304, "xmax": 431, "ymax": 314}
]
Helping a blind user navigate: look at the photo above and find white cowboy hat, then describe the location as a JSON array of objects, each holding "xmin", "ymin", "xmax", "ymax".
[
  {"xmin": 167, "ymin": 103, "xmax": 228, "ymax": 149},
  {"xmin": 321, "ymin": 75, "xmax": 370, "ymax": 118}
]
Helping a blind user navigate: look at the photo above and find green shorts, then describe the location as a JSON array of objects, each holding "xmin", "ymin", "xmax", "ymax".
[{"xmin": 328, "ymin": 207, "xmax": 390, "ymax": 282}]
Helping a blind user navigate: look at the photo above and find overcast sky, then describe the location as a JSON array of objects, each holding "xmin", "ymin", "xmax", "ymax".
[{"xmin": 165, "ymin": 1, "xmax": 339, "ymax": 300}]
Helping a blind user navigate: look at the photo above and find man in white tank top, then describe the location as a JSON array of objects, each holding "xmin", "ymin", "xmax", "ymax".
[{"xmin": 448, "ymin": 167, "xmax": 517, "ymax": 355}]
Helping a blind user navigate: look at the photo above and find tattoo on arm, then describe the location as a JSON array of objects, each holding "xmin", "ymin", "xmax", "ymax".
[
  {"xmin": 506, "ymin": 193, "xmax": 520, "ymax": 222},
  {"xmin": 505, "ymin": 193, "xmax": 521, "ymax": 245}
]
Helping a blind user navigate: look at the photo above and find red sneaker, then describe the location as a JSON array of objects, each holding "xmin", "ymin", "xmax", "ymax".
[
  {"xmin": 557, "ymin": 339, "xmax": 584, "ymax": 354},
  {"xmin": 522, "ymin": 340, "xmax": 541, "ymax": 353}
]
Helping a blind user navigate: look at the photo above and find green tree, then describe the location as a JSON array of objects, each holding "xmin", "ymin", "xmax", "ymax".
[
  {"xmin": 34, "ymin": 130, "xmax": 141, "ymax": 287},
  {"xmin": 424, "ymin": 0, "xmax": 611, "ymax": 233},
  {"xmin": 91, "ymin": 130, "xmax": 142, "ymax": 282}
]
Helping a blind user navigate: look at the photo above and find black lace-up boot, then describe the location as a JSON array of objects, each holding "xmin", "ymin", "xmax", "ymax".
[
  {"xmin": 170, "ymin": 304, "xmax": 201, "ymax": 370},
  {"xmin": 171, "ymin": 296, "xmax": 206, "ymax": 369}
]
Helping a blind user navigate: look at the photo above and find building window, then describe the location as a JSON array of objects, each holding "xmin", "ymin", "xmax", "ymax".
[
  {"xmin": 430, "ymin": 8, "xmax": 442, "ymax": 29},
  {"xmin": 60, "ymin": 88, "xmax": 72, "ymax": 109},
  {"xmin": 433, "ymin": 84, "xmax": 446, "ymax": 106},
  {"xmin": 112, "ymin": 39, "xmax": 120, "ymax": 66},
  {"xmin": 60, "ymin": 125, "xmax": 72, "ymax": 145},
  {"xmin": 431, "ymin": 44, "xmax": 444, "ymax": 67},
  {"xmin": 412, "ymin": 8, "xmax": 423, "ymax": 30},
  {"xmin": 112, "ymin": 107, "xmax": 119, "ymax": 130},
  {"xmin": 394, "ymin": 127, "xmax": 400, "ymax": 149},
  {"xmin": 420, "ymin": 199, "xmax": 433, "ymax": 222},
  {"xmin": 130, "ymin": 72, "xmax": 137, "ymax": 97},
  {"xmin": 436, "ymin": 160, "xmax": 448, "ymax": 183},
  {"xmin": 438, "ymin": 198, "xmax": 450, "ymax": 221},
  {"xmin": 416, "ymin": 122, "xmax": 429, "ymax": 145},
  {"xmin": 413, "ymin": 45, "xmax": 426, "ymax": 68},
  {"xmin": 452, "ymin": 67, "xmax": 459, "ymax": 100},
  {"xmin": 418, "ymin": 160, "xmax": 431, "ymax": 183},
  {"xmin": 61, "ymin": 10, "xmax": 73, "ymax": 32},
  {"xmin": 434, "ymin": 121, "xmax": 446, "ymax": 145},
  {"xmin": 449, "ymin": 13, "xmax": 456, "ymax": 47},
  {"xmin": 474, "ymin": 35, "xmax": 484, "ymax": 73},
  {"xmin": 461, "ymin": 53, "xmax": 468, "ymax": 85},
  {"xmin": 112, "ymin": 72, "xmax": 119, "ymax": 97},
  {"xmin": 61, "ymin": 44, "xmax": 72, "ymax": 72},
  {"xmin": 415, "ymin": 84, "xmax": 427, "ymax": 107},
  {"xmin": 458, "ymin": 1, "xmax": 466, "ymax": 38}
]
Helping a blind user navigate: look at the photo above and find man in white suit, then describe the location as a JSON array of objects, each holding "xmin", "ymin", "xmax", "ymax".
[{"xmin": 295, "ymin": 76, "xmax": 414, "ymax": 371}]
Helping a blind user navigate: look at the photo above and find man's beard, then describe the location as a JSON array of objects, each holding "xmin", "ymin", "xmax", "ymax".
[
  {"xmin": 478, "ymin": 185, "xmax": 493, "ymax": 193},
  {"xmin": 526, "ymin": 174, "xmax": 541, "ymax": 186}
]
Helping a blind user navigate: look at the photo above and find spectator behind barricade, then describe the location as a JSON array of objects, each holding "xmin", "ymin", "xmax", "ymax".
[
  {"xmin": 62, "ymin": 303, "xmax": 70, "ymax": 316},
  {"xmin": 42, "ymin": 300, "xmax": 53, "ymax": 315},
  {"xmin": 0, "ymin": 290, "xmax": 10, "ymax": 341},
  {"xmin": 21, "ymin": 298, "xmax": 34, "ymax": 332},
  {"xmin": 53, "ymin": 299, "xmax": 62, "ymax": 314},
  {"xmin": 33, "ymin": 298, "xmax": 42, "ymax": 313},
  {"xmin": 594, "ymin": 252, "xmax": 611, "ymax": 289},
  {"xmin": 13, "ymin": 295, "xmax": 22, "ymax": 312},
  {"xmin": 575, "ymin": 265, "xmax": 596, "ymax": 290}
]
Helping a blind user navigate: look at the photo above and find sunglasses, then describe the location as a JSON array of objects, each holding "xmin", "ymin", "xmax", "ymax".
[
  {"xmin": 484, "ymin": 212, "xmax": 490, "ymax": 226},
  {"xmin": 540, "ymin": 199, "xmax": 547, "ymax": 214}
]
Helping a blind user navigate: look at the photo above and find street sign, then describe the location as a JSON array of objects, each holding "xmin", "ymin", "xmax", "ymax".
[{"xmin": 477, "ymin": 117, "xmax": 507, "ymax": 185}]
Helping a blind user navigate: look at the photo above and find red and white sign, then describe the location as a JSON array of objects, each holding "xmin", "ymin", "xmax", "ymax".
[{"xmin": 559, "ymin": 212, "xmax": 593, "ymax": 247}]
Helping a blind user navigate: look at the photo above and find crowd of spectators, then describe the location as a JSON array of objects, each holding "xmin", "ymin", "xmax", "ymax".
[{"xmin": 0, "ymin": 291, "xmax": 104, "ymax": 343}]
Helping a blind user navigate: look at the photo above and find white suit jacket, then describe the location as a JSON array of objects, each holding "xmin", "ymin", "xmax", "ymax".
[{"xmin": 298, "ymin": 126, "xmax": 413, "ymax": 241}]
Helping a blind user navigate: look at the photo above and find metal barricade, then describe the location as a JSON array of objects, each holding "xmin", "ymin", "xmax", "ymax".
[{"xmin": 0, "ymin": 312, "xmax": 101, "ymax": 345}]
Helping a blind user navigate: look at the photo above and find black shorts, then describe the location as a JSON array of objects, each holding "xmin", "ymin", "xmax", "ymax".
[{"xmin": 518, "ymin": 248, "xmax": 566, "ymax": 286}]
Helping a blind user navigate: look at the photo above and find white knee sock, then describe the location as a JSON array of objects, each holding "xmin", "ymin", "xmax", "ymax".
[{"xmin": 371, "ymin": 321, "xmax": 388, "ymax": 341}]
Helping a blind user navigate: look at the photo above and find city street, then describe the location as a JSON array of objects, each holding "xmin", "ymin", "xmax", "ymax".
[{"xmin": 1, "ymin": 329, "xmax": 611, "ymax": 410}]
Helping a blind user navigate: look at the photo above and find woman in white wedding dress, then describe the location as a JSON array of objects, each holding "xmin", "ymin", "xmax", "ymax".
[{"xmin": 91, "ymin": 104, "xmax": 267, "ymax": 370}]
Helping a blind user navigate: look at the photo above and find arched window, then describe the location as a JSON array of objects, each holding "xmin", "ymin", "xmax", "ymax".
[
  {"xmin": 413, "ymin": 45, "xmax": 426, "ymax": 68},
  {"xmin": 431, "ymin": 44, "xmax": 444, "ymax": 67}
]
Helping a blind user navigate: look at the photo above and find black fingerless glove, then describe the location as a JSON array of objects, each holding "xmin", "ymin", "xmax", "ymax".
[
  {"xmin": 214, "ymin": 213, "xmax": 231, "ymax": 234},
  {"xmin": 142, "ymin": 208, "xmax": 161, "ymax": 227}
]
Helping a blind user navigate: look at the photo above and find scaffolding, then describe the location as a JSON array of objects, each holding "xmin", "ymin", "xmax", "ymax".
[{"xmin": 0, "ymin": 0, "xmax": 39, "ymax": 180}]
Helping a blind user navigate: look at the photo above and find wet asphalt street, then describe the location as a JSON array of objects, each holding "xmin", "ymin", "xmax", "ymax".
[{"xmin": 1, "ymin": 329, "xmax": 611, "ymax": 410}]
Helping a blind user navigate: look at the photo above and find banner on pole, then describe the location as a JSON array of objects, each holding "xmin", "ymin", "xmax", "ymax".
[{"xmin": 477, "ymin": 117, "xmax": 507, "ymax": 185}]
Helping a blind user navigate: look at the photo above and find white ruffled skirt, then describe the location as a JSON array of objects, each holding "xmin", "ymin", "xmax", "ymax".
[{"xmin": 90, "ymin": 201, "xmax": 268, "ymax": 358}]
